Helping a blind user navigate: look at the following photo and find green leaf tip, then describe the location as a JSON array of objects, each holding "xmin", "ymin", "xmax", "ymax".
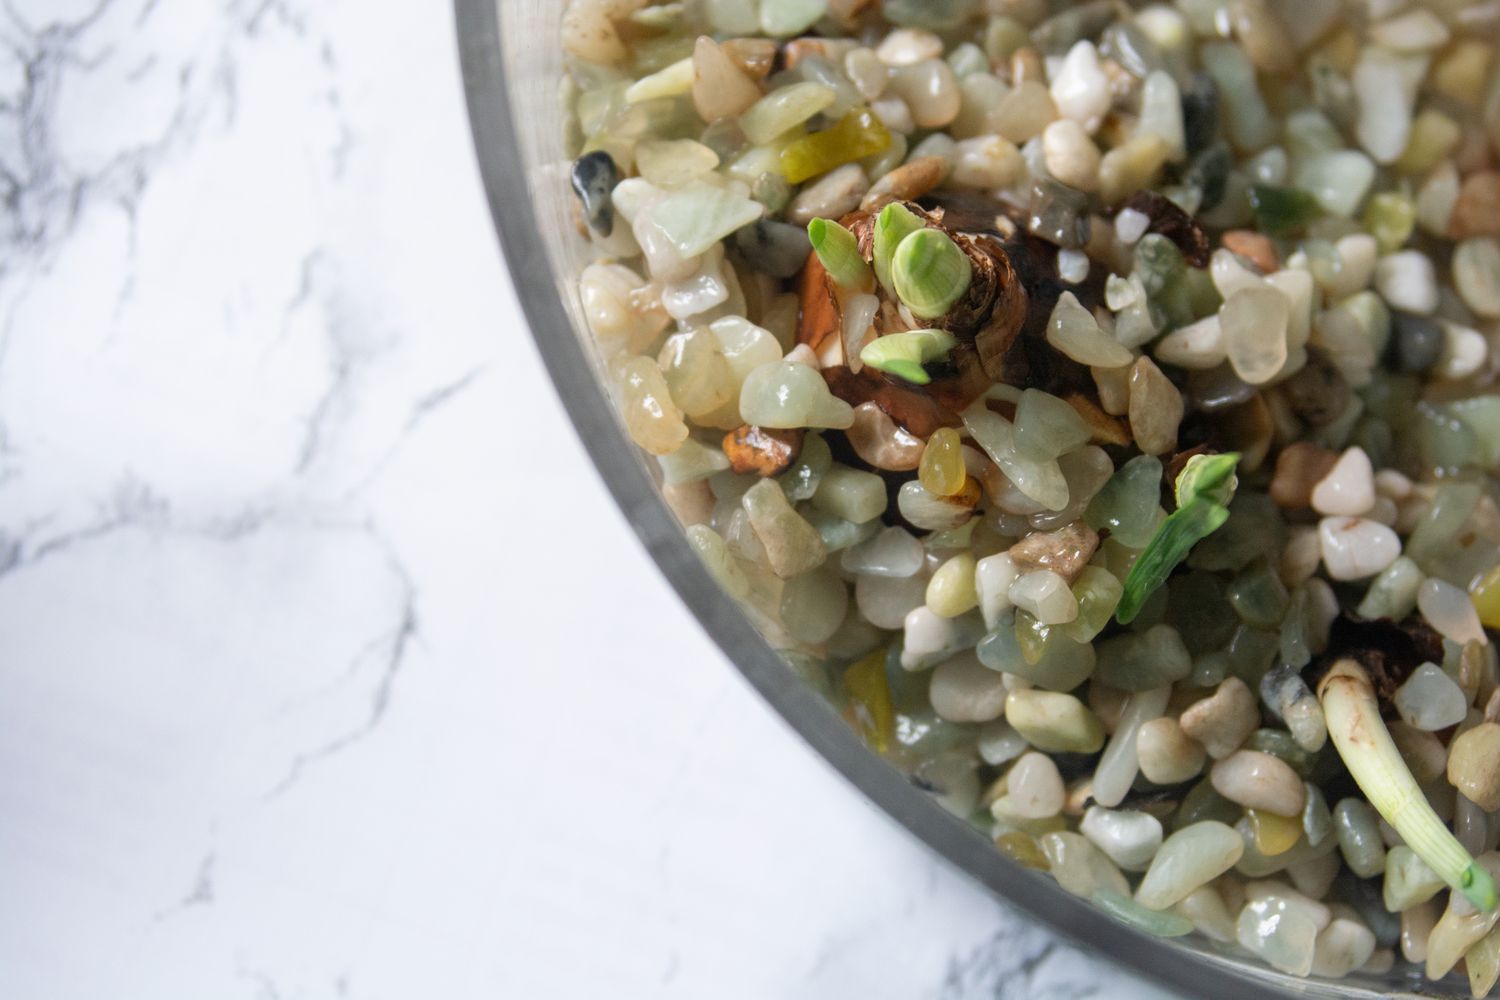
[
  {"xmin": 807, "ymin": 217, "xmax": 871, "ymax": 290},
  {"xmin": 860, "ymin": 329, "xmax": 957, "ymax": 386},
  {"xmin": 1464, "ymin": 862, "xmax": 1499, "ymax": 914},
  {"xmin": 891, "ymin": 228, "xmax": 972, "ymax": 320},
  {"xmin": 873, "ymin": 202, "xmax": 927, "ymax": 295}
]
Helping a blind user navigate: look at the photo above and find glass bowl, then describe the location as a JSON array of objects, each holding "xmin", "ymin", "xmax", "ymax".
[{"xmin": 454, "ymin": 3, "xmax": 1458, "ymax": 997}]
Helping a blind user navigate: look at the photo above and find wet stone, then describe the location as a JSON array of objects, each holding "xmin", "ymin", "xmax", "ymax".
[
  {"xmin": 1180, "ymin": 72, "xmax": 1220, "ymax": 158},
  {"xmin": 734, "ymin": 220, "xmax": 812, "ymax": 279},
  {"xmin": 1391, "ymin": 312, "xmax": 1445, "ymax": 374},
  {"xmin": 572, "ymin": 150, "xmax": 620, "ymax": 236}
]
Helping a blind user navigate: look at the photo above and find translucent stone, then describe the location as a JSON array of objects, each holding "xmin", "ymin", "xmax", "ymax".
[
  {"xmin": 1093, "ymin": 686, "xmax": 1170, "ymax": 808},
  {"xmin": 1006, "ymin": 752, "xmax": 1066, "ymax": 819},
  {"xmin": 1210, "ymin": 750, "xmax": 1306, "ymax": 817},
  {"xmin": 1202, "ymin": 42, "xmax": 1275, "ymax": 152},
  {"xmin": 1221, "ymin": 287, "xmax": 1289, "ymax": 385},
  {"xmin": 580, "ymin": 263, "xmax": 670, "ymax": 353},
  {"xmin": 841, "ymin": 526, "xmax": 923, "ymax": 578},
  {"xmin": 1008, "ymin": 569, "xmax": 1078, "ymax": 625},
  {"xmin": 1031, "ymin": 447, "xmax": 1114, "ymax": 532},
  {"xmin": 897, "ymin": 480, "xmax": 976, "ymax": 532},
  {"xmin": 739, "ymin": 361, "xmax": 855, "ymax": 429},
  {"xmin": 1093, "ymin": 888, "xmax": 1193, "ymax": 938},
  {"xmin": 1013, "ymin": 389, "xmax": 1090, "ymax": 460},
  {"xmin": 1046, "ymin": 291, "xmax": 1133, "ymax": 368},
  {"xmin": 1061, "ymin": 565, "xmax": 1122, "ymax": 643},
  {"xmin": 928, "ymin": 651, "xmax": 1008, "ymax": 723},
  {"xmin": 841, "ymin": 649, "xmax": 894, "ymax": 752},
  {"xmin": 758, "ymin": 0, "xmax": 827, "ymax": 36},
  {"xmin": 1453, "ymin": 238, "xmax": 1500, "ymax": 320},
  {"xmin": 1179, "ymin": 886, "xmax": 1237, "ymax": 943},
  {"xmin": 900, "ymin": 606, "xmax": 985, "ymax": 671},
  {"xmin": 1237, "ymin": 897, "xmax": 1319, "ymax": 975},
  {"xmin": 1353, "ymin": 47, "xmax": 1416, "ymax": 164},
  {"xmin": 1049, "ymin": 41, "xmax": 1111, "ymax": 130},
  {"xmin": 1382, "ymin": 845, "xmax": 1444, "ymax": 912},
  {"xmin": 1293, "ymin": 150, "xmax": 1375, "ymax": 218},
  {"xmin": 646, "ymin": 182, "xmax": 765, "ymax": 259},
  {"xmin": 1418, "ymin": 578, "xmax": 1487, "ymax": 646},
  {"xmin": 1375, "ymin": 250, "xmax": 1438, "ymax": 315},
  {"xmin": 780, "ymin": 568, "xmax": 849, "ymax": 644},
  {"xmin": 1041, "ymin": 831, "xmax": 1130, "ymax": 899},
  {"xmin": 926, "ymin": 553, "xmax": 978, "ymax": 618},
  {"xmin": 1309, "ymin": 446, "xmax": 1375, "ymax": 518},
  {"xmin": 854, "ymin": 572, "xmax": 927, "ymax": 629},
  {"xmin": 658, "ymin": 437, "xmax": 731, "ymax": 485},
  {"xmin": 659, "ymin": 329, "xmax": 736, "ymax": 420},
  {"xmin": 742, "ymin": 480, "xmax": 826, "ymax": 578},
  {"xmin": 1004, "ymin": 689, "xmax": 1105, "ymax": 753},
  {"xmin": 1085, "ymin": 455, "xmax": 1163, "ymax": 549},
  {"xmin": 635, "ymin": 139, "xmax": 720, "ymax": 189},
  {"xmin": 1318, "ymin": 516, "xmax": 1400, "ymax": 581},
  {"xmin": 780, "ymin": 108, "xmax": 892, "ymax": 185},
  {"xmin": 977, "ymin": 718, "xmax": 1029, "ymax": 765},
  {"xmin": 1081, "ymin": 806, "xmax": 1163, "ymax": 873},
  {"xmin": 691, "ymin": 36, "xmax": 764, "ymax": 121},
  {"xmin": 811, "ymin": 464, "xmax": 887, "ymax": 525},
  {"xmin": 886, "ymin": 58, "xmax": 961, "ymax": 129},
  {"xmin": 1137, "ymin": 71, "xmax": 1185, "ymax": 161},
  {"xmin": 1097, "ymin": 135, "xmax": 1170, "ymax": 206},
  {"xmin": 618, "ymin": 356, "xmax": 689, "ymax": 455},
  {"xmin": 961, "ymin": 406, "xmax": 1069, "ymax": 512},
  {"xmin": 738, "ymin": 82, "xmax": 836, "ymax": 145},
  {"xmin": 1095, "ymin": 625, "xmax": 1191, "ymax": 692},
  {"xmin": 686, "ymin": 525, "xmax": 750, "ymax": 599},
  {"xmin": 1227, "ymin": 561, "xmax": 1290, "ymax": 628},
  {"xmin": 1154, "ymin": 315, "xmax": 1226, "ymax": 370},
  {"xmin": 975, "ymin": 552, "xmax": 1020, "ymax": 629},
  {"xmin": 919, "ymin": 426, "xmax": 967, "ymax": 496},
  {"xmin": 1246, "ymin": 808, "xmax": 1302, "ymax": 856},
  {"xmin": 1394, "ymin": 662, "xmax": 1469, "ymax": 732},
  {"xmin": 1136, "ymin": 821, "xmax": 1244, "ymax": 910},
  {"xmin": 778, "ymin": 431, "xmax": 831, "ymax": 502},
  {"xmin": 1127, "ymin": 356, "xmax": 1183, "ymax": 456},
  {"xmin": 1041, "ymin": 118, "xmax": 1100, "ymax": 192}
]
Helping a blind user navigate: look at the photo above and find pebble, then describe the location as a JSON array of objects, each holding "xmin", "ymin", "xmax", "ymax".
[
  {"xmin": 977, "ymin": 718, "xmax": 1029, "ymax": 766},
  {"xmin": 1137, "ymin": 71, "xmax": 1185, "ymax": 163},
  {"xmin": 843, "ymin": 47, "xmax": 887, "ymax": 100},
  {"xmin": 1237, "ymin": 896, "xmax": 1319, "ymax": 975},
  {"xmin": 1041, "ymin": 831, "xmax": 1130, "ymax": 898},
  {"xmin": 1179, "ymin": 886, "xmax": 1237, "ymax": 943},
  {"xmin": 1402, "ymin": 899, "xmax": 1437, "ymax": 963},
  {"xmin": 1448, "ymin": 723, "xmax": 1500, "ymax": 810},
  {"xmin": 927, "ymin": 552, "xmax": 979, "ymax": 618},
  {"xmin": 1269, "ymin": 442, "xmax": 1338, "ymax": 510},
  {"xmin": 975, "ymin": 552, "xmax": 1020, "ymax": 629},
  {"xmin": 1137, "ymin": 717, "xmax": 1206, "ymax": 785},
  {"xmin": 1382, "ymin": 845, "xmax": 1444, "ymax": 912},
  {"xmin": 1451, "ymin": 172, "xmax": 1500, "ymax": 240},
  {"xmin": 1375, "ymin": 251, "xmax": 1439, "ymax": 315},
  {"xmin": 1334, "ymin": 798, "xmax": 1387, "ymax": 878},
  {"xmin": 1094, "ymin": 686, "xmax": 1171, "ymax": 808},
  {"xmin": 949, "ymin": 135, "xmax": 1024, "ymax": 189},
  {"xmin": 1394, "ymin": 662, "xmax": 1469, "ymax": 732},
  {"xmin": 859, "ymin": 156, "xmax": 948, "ymax": 213},
  {"xmin": 886, "ymin": 59, "xmax": 961, "ymax": 129},
  {"xmin": 742, "ymin": 479, "xmax": 827, "ymax": 578},
  {"xmin": 1419, "ymin": 578, "xmax": 1487, "ymax": 645},
  {"xmin": 733, "ymin": 219, "xmax": 812, "ymax": 279},
  {"xmin": 1180, "ymin": 678, "xmax": 1260, "ymax": 760},
  {"xmin": 1127, "ymin": 356, "xmax": 1183, "ymax": 456},
  {"xmin": 1114, "ymin": 207, "xmax": 1150, "ymax": 246},
  {"xmin": 739, "ymin": 82, "xmax": 836, "ymax": 144},
  {"xmin": 1041, "ymin": 119, "xmax": 1100, "ymax": 192},
  {"xmin": 1294, "ymin": 150, "xmax": 1376, "ymax": 219},
  {"xmin": 691, "ymin": 37, "xmax": 764, "ymax": 123},
  {"xmin": 1370, "ymin": 7, "xmax": 1451, "ymax": 51},
  {"xmin": 1211, "ymin": 750, "xmax": 1306, "ymax": 817},
  {"xmin": 900, "ymin": 606, "xmax": 984, "ymax": 671},
  {"xmin": 845, "ymin": 402, "xmax": 925, "ymax": 471},
  {"xmin": 1096, "ymin": 625, "xmax": 1192, "ymax": 692},
  {"xmin": 989, "ymin": 81, "xmax": 1058, "ymax": 144},
  {"xmin": 1006, "ymin": 751, "xmax": 1066, "ymax": 818},
  {"xmin": 1005, "ymin": 689, "xmax": 1105, "ymax": 754},
  {"xmin": 1049, "ymin": 41, "xmax": 1111, "ymax": 131},
  {"xmin": 1309, "ymin": 446, "xmax": 1375, "ymax": 517},
  {"xmin": 1135, "ymin": 821, "xmax": 1243, "ymax": 910},
  {"xmin": 1433, "ymin": 321, "xmax": 1488, "ymax": 381},
  {"xmin": 787, "ymin": 163, "xmax": 869, "ymax": 225},
  {"xmin": 1221, "ymin": 286, "xmax": 1290, "ymax": 385},
  {"xmin": 1392, "ymin": 310, "xmax": 1445, "ymax": 373},
  {"xmin": 855, "ymin": 572, "xmax": 927, "ymax": 629},
  {"xmin": 739, "ymin": 361, "xmax": 855, "ymax": 430},
  {"xmin": 842, "ymin": 525, "xmax": 923, "ymax": 578},
  {"xmin": 1454, "ymin": 238, "xmax": 1500, "ymax": 319},
  {"xmin": 929, "ymin": 651, "xmax": 1009, "ymax": 723},
  {"xmin": 1153, "ymin": 315, "xmax": 1226, "ymax": 370},
  {"xmin": 1047, "ymin": 292, "xmax": 1133, "ymax": 368},
  {"xmin": 1008, "ymin": 569, "xmax": 1078, "ymax": 625},
  {"xmin": 1310, "ymin": 917, "xmax": 1378, "ymax": 979},
  {"xmin": 876, "ymin": 27, "xmax": 943, "ymax": 66},
  {"xmin": 1353, "ymin": 48, "xmax": 1415, "ymax": 165},
  {"xmin": 1098, "ymin": 135, "xmax": 1170, "ymax": 206},
  {"xmin": 1318, "ymin": 516, "xmax": 1401, "ymax": 580},
  {"xmin": 1080, "ymin": 806, "xmax": 1163, "ymax": 872}
]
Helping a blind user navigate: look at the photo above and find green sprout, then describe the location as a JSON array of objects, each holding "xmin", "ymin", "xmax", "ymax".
[
  {"xmin": 891, "ymin": 228, "xmax": 972, "ymax": 320},
  {"xmin": 873, "ymin": 202, "xmax": 927, "ymax": 295},
  {"xmin": 807, "ymin": 218, "xmax": 872, "ymax": 291},
  {"xmin": 1115, "ymin": 452, "xmax": 1240, "ymax": 624},
  {"xmin": 859, "ymin": 329, "xmax": 957, "ymax": 386},
  {"xmin": 1319, "ymin": 658, "xmax": 1497, "ymax": 914}
]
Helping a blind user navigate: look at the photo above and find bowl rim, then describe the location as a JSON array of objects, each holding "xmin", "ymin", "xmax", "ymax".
[{"xmin": 452, "ymin": 5, "xmax": 1381, "ymax": 997}]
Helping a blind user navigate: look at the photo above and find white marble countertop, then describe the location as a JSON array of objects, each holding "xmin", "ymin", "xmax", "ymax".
[{"xmin": 0, "ymin": 2, "xmax": 1178, "ymax": 997}]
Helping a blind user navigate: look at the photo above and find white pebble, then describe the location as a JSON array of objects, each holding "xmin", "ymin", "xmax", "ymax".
[
  {"xmin": 1353, "ymin": 48, "xmax": 1416, "ymax": 164},
  {"xmin": 1114, "ymin": 208, "xmax": 1150, "ymax": 245},
  {"xmin": 1237, "ymin": 896, "xmax": 1319, "ymax": 976},
  {"xmin": 1135, "ymin": 821, "xmax": 1244, "ymax": 910},
  {"xmin": 1393, "ymin": 662, "xmax": 1469, "ymax": 732},
  {"xmin": 1330, "ymin": 233, "xmax": 1378, "ymax": 297},
  {"xmin": 1006, "ymin": 751, "xmax": 1066, "ymax": 818},
  {"xmin": 977, "ymin": 718, "xmax": 1029, "ymax": 765},
  {"xmin": 1369, "ymin": 9, "xmax": 1451, "ymax": 52},
  {"xmin": 1049, "ymin": 41, "xmax": 1111, "ymax": 131},
  {"xmin": 1310, "ymin": 447, "xmax": 1375, "ymax": 517},
  {"xmin": 1434, "ymin": 322, "xmax": 1488, "ymax": 381},
  {"xmin": 1041, "ymin": 118, "xmax": 1101, "ymax": 191},
  {"xmin": 1375, "ymin": 251, "xmax": 1439, "ymax": 315},
  {"xmin": 1210, "ymin": 750, "xmax": 1307, "ymax": 817},
  {"xmin": 929, "ymin": 652, "xmax": 1009, "ymax": 723},
  {"xmin": 1319, "ymin": 516, "xmax": 1401, "ymax": 581},
  {"xmin": 1056, "ymin": 249, "xmax": 1090, "ymax": 285},
  {"xmin": 843, "ymin": 526, "xmax": 925, "ymax": 578},
  {"xmin": 1080, "ymin": 806, "xmax": 1163, "ymax": 872},
  {"xmin": 1008, "ymin": 569, "xmax": 1078, "ymax": 625},
  {"xmin": 975, "ymin": 552, "xmax": 1020, "ymax": 629},
  {"xmin": 900, "ymin": 606, "xmax": 982, "ymax": 671},
  {"xmin": 1417, "ymin": 578, "xmax": 1487, "ymax": 646},
  {"xmin": 1310, "ymin": 917, "xmax": 1378, "ymax": 979},
  {"xmin": 876, "ymin": 27, "xmax": 942, "ymax": 66},
  {"xmin": 1153, "ymin": 315, "xmax": 1226, "ymax": 370}
]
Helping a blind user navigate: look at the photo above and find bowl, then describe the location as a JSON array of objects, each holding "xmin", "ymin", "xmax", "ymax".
[{"xmin": 454, "ymin": 3, "xmax": 1455, "ymax": 996}]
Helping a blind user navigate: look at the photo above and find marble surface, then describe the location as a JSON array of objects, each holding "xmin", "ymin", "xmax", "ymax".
[{"xmin": 0, "ymin": 2, "xmax": 1177, "ymax": 997}]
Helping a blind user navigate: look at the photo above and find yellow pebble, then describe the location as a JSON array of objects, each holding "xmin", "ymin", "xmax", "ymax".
[
  {"xmin": 919, "ymin": 426, "xmax": 968, "ymax": 497},
  {"xmin": 995, "ymin": 832, "xmax": 1050, "ymax": 871},
  {"xmin": 780, "ymin": 107, "xmax": 891, "ymax": 184},
  {"xmin": 927, "ymin": 552, "xmax": 979, "ymax": 618},
  {"xmin": 1247, "ymin": 808, "xmax": 1302, "ymax": 856},
  {"xmin": 1431, "ymin": 40, "xmax": 1494, "ymax": 107},
  {"xmin": 842, "ymin": 649, "xmax": 894, "ymax": 754},
  {"xmin": 1394, "ymin": 109, "xmax": 1462, "ymax": 176},
  {"xmin": 1472, "ymin": 563, "xmax": 1500, "ymax": 630}
]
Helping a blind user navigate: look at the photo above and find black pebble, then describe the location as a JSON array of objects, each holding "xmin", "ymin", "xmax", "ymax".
[
  {"xmin": 570, "ymin": 150, "xmax": 619, "ymax": 237},
  {"xmin": 1185, "ymin": 142, "xmax": 1232, "ymax": 212},
  {"xmin": 733, "ymin": 219, "xmax": 812, "ymax": 279},
  {"xmin": 1180, "ymin": 72, "xmax": 1220, "ymax": 158},
  {"xmin": 1392, "ymin": 311, "xmax": 1444, "ymax": 373}
]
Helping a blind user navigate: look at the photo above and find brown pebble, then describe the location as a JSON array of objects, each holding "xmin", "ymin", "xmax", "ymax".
[
  {"xmin": 847, "ymin": 401, "xmax": 925, "ymax": 471},
  {"xmin": 1280, "ymin": 353, "xmax": 1349, "ymax": 427},
  {"xmin": 723, "ymin": 425, "xmax": 804, "ymax": 476},
  {"xmin": 720, "ymin": 38, "xmax": 777, "ymax": 80},
  {"xmin": 1451, "ymin": 171, "xmax": 1500, "ymax": 239},
  {"xmin": 1222, "ymin": 229, "xmax": 1279, "ymax": 273},
  {"xmin": 1009, "ymin": 521, "xmax": 1100, "ymax": 582},
  {"xmin": 1010, "ymin": 46, "xmax": 1044, "ymax": 85},
  {"xmin": 860, "ymin": 156, "xmax": 949, "ymax": 212},
  {"xmin": 1269, "ymin": 442, "xmax": 1339, "ymax": 510},
  {"xmin": 1447, "ymin": 722, "xmax": 1500, "ymax": 811},
  {"xmin": 1128, "ymin": 355, "xmax": 1184, "ymax": 456}
]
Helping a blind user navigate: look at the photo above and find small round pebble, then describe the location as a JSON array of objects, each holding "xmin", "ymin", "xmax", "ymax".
[
  {"xmin": 1447, "ymin": 723, "xmax": 1500, "ymax": 811},
  {"xmin": 1080, "ymin": 806, "xmax": 1163, "ymax": 871},
  {"xmin": 1392, "ymin": 662, "xmax": 1468, "ymax": 732},
  {"xmin": 929, "ymin": 652, "xmax": 1009, "ymax": 723},
  {"xmin": 1210, "ymin": 749, "xmax": 1307, "ymax": 817},
  {"xmin": 1006, "ymin": 751, "xmax": 1066, "ymax": 819},
  {"xmin": 1179, "ymin": 677, "xmax": 1260, "ymax": 759},
  {"xmin": 1417, "ymin": 578, "xmax": 1487, "ymax": 645},
  {"xmin": 1375, "ymin": 251, "xmax": 1439, "ymax": 315},
  {"xmin": 1318, "ymin": 516, "xmax": 1401, "ymax": 581},
  {"xmin": 1135, "ymin": 821, "xmax": 1244, "ymax": 909},
  {"xmin": 1309, "ymin": 447, "xmax": 1375, "ymax": 517},
  {"xmin": 1137, "ymin": 717, "xmax": 1207, "ymax": 785}
]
